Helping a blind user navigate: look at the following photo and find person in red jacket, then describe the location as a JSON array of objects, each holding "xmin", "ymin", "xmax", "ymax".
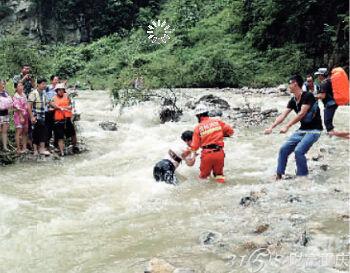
[{"xmin": 191, "ymin": 104, "xmax": 234, "ymax": 183}]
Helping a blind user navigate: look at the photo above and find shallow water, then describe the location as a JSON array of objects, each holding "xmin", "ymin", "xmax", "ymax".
[{"xmin": 0, "ymin": 89, "xmax": 349, "ymax": 273}]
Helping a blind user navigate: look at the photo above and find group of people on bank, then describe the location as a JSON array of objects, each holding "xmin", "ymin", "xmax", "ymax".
[
  {"xmin": 0, "ymin": 65, "xmax": 78, "ymax": 156},
  {"xmin": 154, "ymin": 67, "xmax": 349, "ymax": 184}
]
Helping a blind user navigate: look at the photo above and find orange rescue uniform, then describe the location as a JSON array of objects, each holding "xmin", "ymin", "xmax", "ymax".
[{"xmin": 191, "ymin": 116, "xmax": 234, "ymax": 182}]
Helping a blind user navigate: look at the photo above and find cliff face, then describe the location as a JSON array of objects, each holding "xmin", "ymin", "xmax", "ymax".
[{"xmin": 0, "ymin": 0, "xmax": 83, "ymax": 44}]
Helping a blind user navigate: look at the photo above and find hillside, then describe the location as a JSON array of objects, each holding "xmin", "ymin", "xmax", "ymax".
[{"xmin": 0, "ymin": 0, "xmax": 348, "ymax": 89}]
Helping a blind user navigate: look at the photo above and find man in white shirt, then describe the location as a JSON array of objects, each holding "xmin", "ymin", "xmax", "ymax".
[{"xmin": 153, "ymin": 131, "xmax": 196, "ymax": 185}]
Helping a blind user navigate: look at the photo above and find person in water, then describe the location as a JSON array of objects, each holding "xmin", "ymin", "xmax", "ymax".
[
  {"xmin": 153, "ymin": 130, "xmax": 196, "ymax": 185},
  {"xmin": 190, "ymin": 104, "xmax": 234, "ymax": 183},
  {"xmin": 264, "ymin": 74, "xmax": 323, "ymax": 179}
]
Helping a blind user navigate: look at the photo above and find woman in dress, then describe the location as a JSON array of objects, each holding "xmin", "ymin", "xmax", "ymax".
[{"xmin": 13, "ymin": 81, "xmax": 29, "ymax": 154}]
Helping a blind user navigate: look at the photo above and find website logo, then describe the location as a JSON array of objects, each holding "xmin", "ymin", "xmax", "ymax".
[{"xmin": 147, "ymin": 20, "xmax": 173, "ymax": 44}]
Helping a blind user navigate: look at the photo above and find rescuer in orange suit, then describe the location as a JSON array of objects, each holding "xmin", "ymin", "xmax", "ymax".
[{"xmin": 190, "ymin": 104, "xmax": 234, "ymax": 183}]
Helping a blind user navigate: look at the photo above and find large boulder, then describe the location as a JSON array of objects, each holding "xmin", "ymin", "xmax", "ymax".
[
  {"xmin": 197, "ymin": 95, "xmax": 230, "ymax": 110},
  {"xmin": 159, "ymin": 107, "xmax": 183, "ymax": 123}
]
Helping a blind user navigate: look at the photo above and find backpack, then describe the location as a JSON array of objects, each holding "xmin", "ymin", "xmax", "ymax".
[{"xmin": 331, "ymin": 67, "xmax": 349, "ymax": 106}]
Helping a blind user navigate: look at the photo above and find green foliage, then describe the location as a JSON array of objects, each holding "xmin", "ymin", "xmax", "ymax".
[
  {"xmin": 0, "ymin": 35, "xmax": 50, "ymax": 79},
  {"xmin": 1, "ymin": 0, "xmax": 348, "ymax": 91},
  {"xmin": 0, "ymin": 4, "xmax": 13, "ymax": 20}
]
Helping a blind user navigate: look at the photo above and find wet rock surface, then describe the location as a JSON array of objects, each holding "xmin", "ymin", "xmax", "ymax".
[
  {"xmin": 159, "ymin": 107, "xmax": 183, "ymax": 123},
  {"xmin": 184, "ymin": 92, "xmax": 280, "ymax": 128},
  {"xmin": 227, "ymin": 104, "xmax": 279, "ymax": 128},
  {"xmin": 145, "ymin": 258, "xmax": 195, "ymax": 273},
  {"xmin": 197, "ymin": 95, "xmax": 230, "ymax": 110},
  {"xmin": 0, "ymin": 150, "xmax": 17, "ymax": 165},
  {"xmin": 99, "ymin": 121, "xmax": 118, "ymax": 131},
  {"xmin": 1, "ymin": 139, "xmax": 88, "ymax": 165},
  {"xmin": 199, "ymin": 231, "xmax": 222, "ymax": 245}
]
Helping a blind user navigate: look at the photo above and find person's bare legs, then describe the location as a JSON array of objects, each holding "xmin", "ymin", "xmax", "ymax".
[
  {"xmin": 72, "ymin": 135, "xmax": 77, "ymax": 146},
  {"xmin": 15, "ymin": 127, "xmax": 23, "ymax": 153},
  {"xmin": 328, "ymin": 130, "xmax": 350, "ymax": 139},
  {"xmin": 1, "ymin": 123, "xmax": 9, "ymax": 150},
  {"xmin": 58, "ymin": 139, "xmax": 65, "ymax": 156},
  {"xmin": 39, "ymin": 142, "xmax": 50, "ymax": 155},
  {"xmin": 33, "ymin": 144, "xmax": 39, "ymax": 155},
  {"xmin": 21, "ymin": 127, "xmax": 28, "ymax": 152}
]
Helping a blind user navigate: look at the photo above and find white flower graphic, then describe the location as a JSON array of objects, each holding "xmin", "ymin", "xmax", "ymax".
[{"xmin": 147, "ymin": 20, "xmax": 173, "ymax": 44}]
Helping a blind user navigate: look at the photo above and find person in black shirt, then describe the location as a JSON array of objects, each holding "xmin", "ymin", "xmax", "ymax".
[
  {"xmin": 314, "ymin": 68, "xmax": 349, "ymax": 139},
  {"xmin": 264, "ymin": 75, "xmax": 322, "ymax": 180}
]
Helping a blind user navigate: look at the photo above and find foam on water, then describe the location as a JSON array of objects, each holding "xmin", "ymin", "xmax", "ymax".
[{"xmin": 0, "ymin": 89, "xmax": 348, "ymax": 273}]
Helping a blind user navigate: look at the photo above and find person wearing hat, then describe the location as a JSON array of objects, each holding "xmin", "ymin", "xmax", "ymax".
[
  {"xmin": 50, "ymin": 83, "xmax": 78, "ymax": 156},
  {"xmin": 314, "ymin": 68, "xmax": 349, "ymax": 139},
  {"xmin": 190, "ymin": 104, "xmax": 234, "ymax": 183}
]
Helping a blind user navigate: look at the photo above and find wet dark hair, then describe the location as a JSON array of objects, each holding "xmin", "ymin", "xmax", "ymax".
[
  {"xmin": 289, "ymin": 74, "xmax": 304, "ymax": 88},
  {"xmin": 37, "ymin": 78, "xmax": 47, "ymax": 84},
  {"xmin": 181, "ymin": 130, "xmax": 193, "ymax": 142},
  {"xmin": 306, "ymin": 74, "xmax": 313, "ymax": 79}
]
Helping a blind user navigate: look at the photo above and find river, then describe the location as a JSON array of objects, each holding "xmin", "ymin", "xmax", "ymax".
[{"xmin": 0, "ymin": 89, "xmax": 349, "ymax": 273}]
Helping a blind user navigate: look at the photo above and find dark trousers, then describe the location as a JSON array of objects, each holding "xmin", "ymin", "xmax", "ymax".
[
  {"xmin": 32, "ymin": 119, "xmax": 47, "ymax": 145},
  {"xmin": 324, "ymin": 105, "xmax": 338, "ymax": 132},
  {"xmin": 45, "ymin": 111, "xmax": 57, "ymax": 147},
  {"xmin": 153, "ymin": 159, "xmax": 177, "ymax": 185}
]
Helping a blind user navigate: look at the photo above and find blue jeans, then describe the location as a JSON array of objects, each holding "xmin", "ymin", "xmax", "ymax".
[{"xmin": 277, "ymin": 130, "xmax": 321, "ymax": 176}]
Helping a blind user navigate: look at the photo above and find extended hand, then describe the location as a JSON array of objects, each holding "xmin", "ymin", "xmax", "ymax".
[
  {"xmin": 264, "ymin": 128, "xmax": 273, "ymax": 135},
  {"xmin": 279, "ymin": 126, "xmax": 289, "ymax": 134}
]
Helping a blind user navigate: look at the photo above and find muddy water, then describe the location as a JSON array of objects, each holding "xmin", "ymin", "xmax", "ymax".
[{"xmin": 0, "ymin": 89, "xmax": 349, "ymax": 273}]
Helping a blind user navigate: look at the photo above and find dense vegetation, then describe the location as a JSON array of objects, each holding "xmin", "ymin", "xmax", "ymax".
[{"xmin": 0, "ymin": 0, "xmax": 348, "ymax": 91}]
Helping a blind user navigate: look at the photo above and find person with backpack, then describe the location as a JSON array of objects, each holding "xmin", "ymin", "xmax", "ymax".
[
  {"xmin": 315, "ymin": 67, "xmax": 350, "ymax": 139},
  {"xmin": 264, "ymin": 75, "xmax": 323, "ymax": 180}
]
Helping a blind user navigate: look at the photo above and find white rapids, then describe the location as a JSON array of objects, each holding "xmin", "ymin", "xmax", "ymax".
[{"xmin": 0, "ymin": 89, "xmax": 349, "ymax": 273}]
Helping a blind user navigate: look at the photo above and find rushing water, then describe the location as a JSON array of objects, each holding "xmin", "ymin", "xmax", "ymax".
[{"xmin": 0, "ymin": 89, "xmax": 349, "ymax": 273}]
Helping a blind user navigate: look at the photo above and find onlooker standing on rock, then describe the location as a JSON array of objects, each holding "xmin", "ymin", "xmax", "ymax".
[
  {"xmin": 51, "ymin": 83, "xmax": 78, "ymax": 157},
  {"xmin": 13, "ymin": 81, "xmax": 29, "ymax": 154},
  {"xmin": 0, "ymin": 80, "xmax": 13, "ymax": 151},
  {"xmin": 13, "ymin": 65, "xmax": 36, "ymax": 149},
  {"xmin": 264, "ymin": 75, "xmax": 323, "ymax": 179},
  {"xmin": 13, "ymin": 65, "xmax": 35, "ymax": 98},
  {"xmin": 191, "ymin": 104, "xmax": 234, "ymax": 183},
  {"xmin": 28, "ymin": 78, "xmax": 50, "ymax": 156},
  {"xmin": 45, "ymin": 75, "xmax": 60, "ymax": 149}
]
